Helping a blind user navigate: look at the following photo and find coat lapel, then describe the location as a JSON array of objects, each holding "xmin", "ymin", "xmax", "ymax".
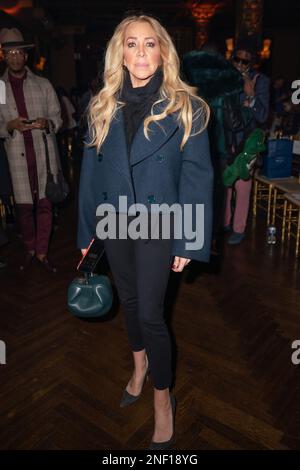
[
  {"xmin": 102, "ymin": 108, "xmax": 131, "ymax": 179},
  {"xmin": 102, "ymin": 101, "xmax": 179, "ymax": 177},
  {"xmin": 130, "ymin": 101, "xmax": 179, "ymax": 166}
]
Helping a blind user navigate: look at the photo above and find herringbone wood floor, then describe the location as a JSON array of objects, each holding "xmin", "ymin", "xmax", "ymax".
[{"xmin": 1, "ymin": 171, "xmax": 300, "ymax": 450}]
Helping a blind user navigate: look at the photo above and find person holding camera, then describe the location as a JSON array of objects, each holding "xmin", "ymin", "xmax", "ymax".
[
  {"xmin": 0, "ymin": 28, "xmax": 62, "ymax": 272},
  {"xmin": 224, "ymin": 37, "xmax": 270, "ymax": 245}
]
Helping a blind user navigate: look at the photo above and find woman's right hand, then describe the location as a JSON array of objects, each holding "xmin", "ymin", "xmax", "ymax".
[{"xmin": 81, "ymin": 249, "xmax": 88, "ymax": 256}]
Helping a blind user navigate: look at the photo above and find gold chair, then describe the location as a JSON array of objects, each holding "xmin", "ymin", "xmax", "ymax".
[
  {"xmin": 252, "ymin": 173, "xmax": 275, "ymax": 225},
  {"xmin": 282, "ymin": 193, "xmax": 300, "ymax": 257},
  {"xmin": 252, "ymin": 173, "xmax": 297, "ymax": 225},
  {"xmin": 271, "ymin": 178, "xmax": 300, "ymax": 225}
]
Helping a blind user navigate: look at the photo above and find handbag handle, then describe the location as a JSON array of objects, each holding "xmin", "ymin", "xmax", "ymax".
[
  {"xmin": 77, "ymin": 238, "xmax": 105, "ymax": 275},
  {"xmin": 83, "ymin": 272, "xmax": 91, "ymax": 284},
  {"xmin": 42, "ymin": 130, "xmax": 64, "ymax": 175},
  {"xmin": 42, "ymin": 132, "xmax": 52, "ymax": 175}
]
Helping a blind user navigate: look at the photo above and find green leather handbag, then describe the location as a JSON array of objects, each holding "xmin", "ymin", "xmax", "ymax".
[
  {"xmin": 68, "ymin": 239, "xmax": 113, "ymax": 318},
  {"xmin": 68, "ymin": 272, "xmax": 113, "ymax": 318}
]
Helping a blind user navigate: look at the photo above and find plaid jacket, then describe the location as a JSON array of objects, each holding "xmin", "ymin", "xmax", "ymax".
[{"xmin": 0, "ymin": 67, "xmax": 62, "ymax": 203}]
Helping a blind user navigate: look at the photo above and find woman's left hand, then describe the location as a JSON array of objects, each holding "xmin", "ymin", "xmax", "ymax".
[{"xmin": 172, "ymin": 256, "xmax": 191, "ymax": 272}]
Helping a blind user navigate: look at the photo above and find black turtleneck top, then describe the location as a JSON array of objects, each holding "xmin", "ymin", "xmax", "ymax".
[{"xmin": 120, "ymin": 67, "xmax": 163, "ymax": 153}]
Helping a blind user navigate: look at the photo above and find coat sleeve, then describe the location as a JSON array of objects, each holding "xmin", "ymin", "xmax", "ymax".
[
  {"xmin": 251, "ymin": 74, "xmax": 270, "ymax": 124},
  {"xmin": 172, "ymin": 118, "xmax": 213, "ymax": 263},
  {"xmin": 43, "ymin": 79, "xmax": 63, "ymax": 133},
  {"xmin": 0, "ymin": 97, "xmax": 10, "ymax": 139},
  {"xmin": 77, "ymin": 140, "xmax": 98, "ymax": 249}
]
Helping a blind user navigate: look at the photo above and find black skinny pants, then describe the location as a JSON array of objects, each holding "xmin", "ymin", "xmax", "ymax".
[{"xmin": 103, "ymin": 218, "xmax": 174, "ymax": 390}]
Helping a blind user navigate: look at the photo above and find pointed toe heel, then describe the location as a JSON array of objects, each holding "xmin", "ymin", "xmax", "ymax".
[
  {"xmin": 120, "ymin": 367, "xmax": 150, "ymax": 408},
  {"xmin": 149, "ymin": 394, "xmax": 176, "ymax": 450},
  {"xmin": 120, "ymin": 389, "xmax": 141, "ymax": 408}
]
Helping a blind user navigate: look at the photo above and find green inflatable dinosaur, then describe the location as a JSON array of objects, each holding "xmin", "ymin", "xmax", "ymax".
[{"xmin": 222, "ymin": 128, "xmax": 266, "ymax": 187}]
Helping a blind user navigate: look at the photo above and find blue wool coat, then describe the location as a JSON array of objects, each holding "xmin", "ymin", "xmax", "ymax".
[{"xmin": 77, "ymin": 101, "xmax": 213, "ymax": 262}]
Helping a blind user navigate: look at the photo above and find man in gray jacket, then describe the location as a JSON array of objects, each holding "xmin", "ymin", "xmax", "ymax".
[{"xmin": 0, "ymin": 28, "xmax": 62, "ymax": 271}]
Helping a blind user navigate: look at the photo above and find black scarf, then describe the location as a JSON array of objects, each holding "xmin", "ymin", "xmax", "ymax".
[{"xmin": 120, "ymin": 67, "xmax": 163, "ymax": 151}]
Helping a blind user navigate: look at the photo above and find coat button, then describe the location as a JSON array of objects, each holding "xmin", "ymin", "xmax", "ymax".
[
  {"xmin": 98, "ymin": 153, "xmax": 103, "ymax": 162},
  {"xmin": 156, "ymin": 154, "xmax": 165, "ymax": 163},
  {"xmin": 102, "ymin": 191, "xmax": 107, "ymax": 200},
  {"xmin": 21, "ymin": 152, "xmax": 25, "ymax": 157},
  {"xmin": 147, "ymin": 194, "xmax": 156, "ymax": 203}
]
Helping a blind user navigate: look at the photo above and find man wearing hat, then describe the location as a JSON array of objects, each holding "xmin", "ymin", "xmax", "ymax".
[{"xmin": 0, "ymin": 28, "xmax": 62, "ymax": 272}]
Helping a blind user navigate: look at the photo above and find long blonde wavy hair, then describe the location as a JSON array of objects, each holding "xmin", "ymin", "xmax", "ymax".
[{"xmin": 88, "ymin": 14, "xmax": 210, "ymax": 152}]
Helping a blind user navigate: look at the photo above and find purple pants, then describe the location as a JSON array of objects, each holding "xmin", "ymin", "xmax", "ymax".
[
  {"xmin": 9, "ymin": 70, "xmax": 53, "ymax": 255},
  {"xmin": 224, "ymin": 178, "xmax": 253, "ymax": 233},
  {"xmin": 17, "ymin": 196, "xmax": 53, "ymax": 256}
]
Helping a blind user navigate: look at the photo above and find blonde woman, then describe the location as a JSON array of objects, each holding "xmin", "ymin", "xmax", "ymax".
[{"xmin": 78, "ymin": 14, "xmax": 213, "ymax": 450}]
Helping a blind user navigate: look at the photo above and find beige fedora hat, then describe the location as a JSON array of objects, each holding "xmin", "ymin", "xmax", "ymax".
[{"xmin": 0, "ymin": 28, "xmax": 34, "ymax": 50}]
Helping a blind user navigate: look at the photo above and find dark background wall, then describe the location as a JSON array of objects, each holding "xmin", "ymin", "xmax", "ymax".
[{"xmin": 1, "ymin": 0, "xmax": 300, "ymax": 90}]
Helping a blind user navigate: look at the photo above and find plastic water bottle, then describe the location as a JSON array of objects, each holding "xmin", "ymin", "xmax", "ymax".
[{"xmin": 267, "ymin": 225, "xmax": 276, "ymax": 244}]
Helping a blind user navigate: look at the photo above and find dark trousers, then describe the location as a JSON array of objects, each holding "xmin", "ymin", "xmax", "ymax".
[
  {"xmin": 103, "ymin": 234, "xmax": 174, "ymax": 390},
  {"xmin": 16, "ymin": 196, "xmax": 52, "ymax": 255},
  {"xmin": 16, "ymin": 147, "xmax": 53, "ymax": 256}
]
